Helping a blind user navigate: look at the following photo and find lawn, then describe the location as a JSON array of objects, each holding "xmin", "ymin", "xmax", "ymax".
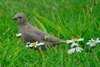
[{"xmin": 0, "ymin": 0, "xmax": 100, "ymax": 67}]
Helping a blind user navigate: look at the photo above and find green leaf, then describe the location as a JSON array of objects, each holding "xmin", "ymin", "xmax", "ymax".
[
  {"xmin": 33, "ymin": 17, "xmax": 47, "ymax": 33},
  {"xmin": 58, "ymin": 15, "xmax": 68, "ymax": 34},
  {"xmin": 33, "ymin": 12, "xmax": 67, "ymax": 38}
]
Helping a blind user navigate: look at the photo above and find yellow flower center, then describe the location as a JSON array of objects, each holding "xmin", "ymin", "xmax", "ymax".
[
  {"xmin": 32, "ymin": 42, "xmax": 37, "ymax": 46},
  {"xmin": 94, "ymin": 40, "xmax": 97, "ymax": 42},
  {"xmin": 45, "ymin": 36, "xmax": 48, "ymax": 38},
  {"xmin": 45, "ymin": 35, "xmax": 49, "ymax": 40},
  {"xmin": 73, "ymin": 38, "xmax": 78, "ymax": 41}
]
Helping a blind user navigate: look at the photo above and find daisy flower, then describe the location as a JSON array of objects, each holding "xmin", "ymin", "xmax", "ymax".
[
  {"xmin": 68, "ymin": 47, "xmax": 83, "ymax": 54},
  {"xmin": 44, "ymin": 35, "xmax": 49, "ymax": 40},
  {"xmin": 67, "ymin": 38, "xmax": 84, "ymax": 47},
  {"xmin": 70, "ymin": 42, "xmax": 79, "ymax": 47},
  {"xmin": 26, "ymin": 41, "xmax": 44, "ymax": 48},
  {"xmin": 75, "ymin": 47, "xmax": 83, "ymax": 52},
  {"xmin": 67, "ymin": 38, "xmax": 84, "ymax": 54},
  {"xmin": 68, "ymin": 48, "xmax": 76, "ymax": 54},
  {"xmin": 67, "ymin": 38, "xmax": 84, "ymax": 43},
  {"xmin": 87, "ymin": 38, "xmax": 100, "ymax": 47}
]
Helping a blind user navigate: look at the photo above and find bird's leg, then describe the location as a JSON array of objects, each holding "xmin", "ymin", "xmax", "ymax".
[
  {"xmin": 47, "ymin": 41, "xmax": 50, "ymax": 47},
  {"xmin": 21, "ymin": 34, "xmax": 25, "ymax": 44},
  {"xmin": 52, "ymin": 47, "xmax": 57, "ymax": 52}
]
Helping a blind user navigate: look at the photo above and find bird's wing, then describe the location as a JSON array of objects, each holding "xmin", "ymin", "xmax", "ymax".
[{"xmin": 27, "ymin": 24, "xmax": 64, "ymax": 42}]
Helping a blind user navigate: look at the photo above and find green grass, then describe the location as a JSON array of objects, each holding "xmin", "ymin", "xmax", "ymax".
[{"xmin": 0, "ymin": 0, "xmax": 100, "ymax": 67}]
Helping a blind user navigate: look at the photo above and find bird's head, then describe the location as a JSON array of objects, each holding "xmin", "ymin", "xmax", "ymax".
[{"xmin": 12, "ymin": 13, "xmax": 27, "ymax": 24}]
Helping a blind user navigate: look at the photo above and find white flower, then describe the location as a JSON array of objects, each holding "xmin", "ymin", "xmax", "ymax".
[
  {"xmin": 67, "ymin": 38, "xmax": 84, "ymax": 43},
  {"xmin": 16, "ymin": 33, "xmax": 22, "ymax": 38},
  {"xmin": 26, "ymin": 41, "xmax": 44, "ymax": 48},
  {"xmin": 87, "ymin": 38, "xmax": 100, "ymax": 47},
  {"xmin": 44, "ymin": 35, "xmax": 49, "ymax": 40},
  {"xmin": 70, "ymin": 42, "xmax": 78, "ymax": 47},
  {"xmin": 67, "ymin": 38, "xmax": 84, "ymax": 54},
  {"xmin": 68, "ymin": 47, "xmax": 83, "ymax": 54},
  {"xmin": 75, "ymin": 47, "xmax": 83, "ymax": 52},
  {"xmin": 68, "ymin": 48, "xmax": 76, "ymax": 54},
  {"xmin": 26, "ymin": 45, "xmax": 29, "ymax": 47},
  {"xmin": 67, "ymin": 38, "xmax": 84, "ymax": 47}
]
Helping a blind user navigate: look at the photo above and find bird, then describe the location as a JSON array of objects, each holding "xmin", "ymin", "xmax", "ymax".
[{"xmin": 12, "ymin": 13, "xmax": 67, "ymax": 50}]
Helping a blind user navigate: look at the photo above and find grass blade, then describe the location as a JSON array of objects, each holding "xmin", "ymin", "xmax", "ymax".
[
  {"xmin": 33, "ymin": 17, "xmax": 47, "ymax": 33},
  {"xmin": 33, "ymin": 12, "xmax": 67, "ymax": 38}
]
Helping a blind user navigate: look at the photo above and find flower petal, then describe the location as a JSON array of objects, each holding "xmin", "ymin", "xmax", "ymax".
[
  {"xmin": 75, "ymin": 47, "xmax": 83, "ymax": 52},
  {"xmin": 76, "ymin": 47, "xmax": 81, "ymax": 52},
  {"xmin": 16, "ymin": 33, "xmax": 22, "ymax": 37},
  {"xmin": 36, "ymin": 42, "xmax": 44, "ymax": 46},
  {"xmin": 79, "ymin": 47, "xmax": 83, "ymax": 50},
  {"xmin": 97, "ymin": 40, "xmax": 100, "ymax": 43},
  {"xmin": 96, "ymin": 38, "xmax": 99, "ymax": 40},
  {"xmin": 90, "ymin": 43, "xmax": 96, "ymax": 47},
  {"xmin": 26, "ymin": 42, "xmax": 31, "ymax": 45},
  {"xmin": 71, "ymin": 42, "xmax": 78, "ymax": 47},
  {"xmin": 78, "ymin": 38, "xmax": 84, "ymax": 41},
  {"xmin": 86, "ymin": 42, "xmax": 90, "ymax": 45},
  {"xmin": 67, "ymin": 40, "xmax": 73, "ymax": 43},
  {"xmin": 34, "ymin": 42, "xmax": 44, "ymax": 48},
  {"xmin": 26, "ymin": 45, "xmax": 29, "ymax": 47},
  {"xmin": 68, "ymin": 48, "xmax": 75, "ymax": 54},
  {"xmin": 91, "ymin": 38, "xmax": 94, "ymax": 41},
  {"xmin": 29, "ymin": 43, "xmax": 33, "ymax": 47}
]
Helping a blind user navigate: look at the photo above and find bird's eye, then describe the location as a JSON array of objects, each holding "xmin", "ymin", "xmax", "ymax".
[{"xmin": 18, "ymin": 17, "xmax": 22, "ymax": 19}]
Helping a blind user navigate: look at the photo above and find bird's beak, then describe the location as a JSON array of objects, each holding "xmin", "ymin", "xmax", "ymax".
[{"xmin": 12, "ymin": 17, "xmax": 17, "ymax": 20}]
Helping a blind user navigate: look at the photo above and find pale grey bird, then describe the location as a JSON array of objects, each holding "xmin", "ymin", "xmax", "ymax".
[{"xmin": 12, "ymin": 13, "xmax": 67, "ymax": 50}]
